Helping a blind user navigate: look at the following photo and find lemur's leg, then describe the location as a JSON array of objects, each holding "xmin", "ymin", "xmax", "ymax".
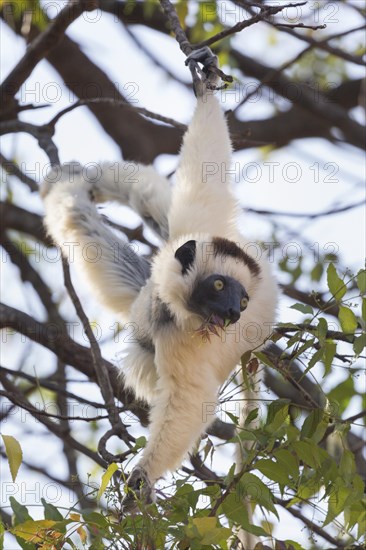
[
  {"xmin": 42, "ymin": 165, "xmax": 150, "ymax": 317},
  {"xmin": 169, "ymin": 48, "xmax": 237, "ymax": 240}
]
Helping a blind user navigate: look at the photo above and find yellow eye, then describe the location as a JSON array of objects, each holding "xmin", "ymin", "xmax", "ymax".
[
  {"xmin": 240, "ymin": 297, "xmax": 248, "ymax": 311},
  {"xmin": 214, "ymin": 279, "xmax": 224, "ymax": 291}
]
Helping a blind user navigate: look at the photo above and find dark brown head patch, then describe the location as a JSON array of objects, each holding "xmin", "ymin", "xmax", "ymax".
[{"xmin": 212, "ymin": 237, "xmax": 260, "ymax": 276}]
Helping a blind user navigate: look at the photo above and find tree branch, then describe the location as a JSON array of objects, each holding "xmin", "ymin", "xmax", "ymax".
[
  {"xmin": 0, "ymin": 153, "xmax": 38, "ymax": 192},
  {"xmin": 62, "ymin": 258, "xmax": 134, "ymax": 461},
  {"xmin": 0, "ymin": 0, "xmax": 98, "ymax": 114},
  {"xmin": 0, "ymin": 372, "xmax": 107, "ymax": 467}
]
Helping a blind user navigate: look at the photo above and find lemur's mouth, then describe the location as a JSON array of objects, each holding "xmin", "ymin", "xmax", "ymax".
[{"xmin": 194, "ymin": 314, "xmax": 232, "ymax": 342}]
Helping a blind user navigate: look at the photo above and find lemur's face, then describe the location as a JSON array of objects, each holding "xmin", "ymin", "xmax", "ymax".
[
  {"xmin": 174, "ymin": 238, "xmax": 258, "ymax": 334},
  {"xmin": 188, "ymin": 274, "xmax": 249, "ymax": 327}
]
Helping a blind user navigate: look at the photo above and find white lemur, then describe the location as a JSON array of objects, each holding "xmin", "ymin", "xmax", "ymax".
[{"xmin": 42, "ymin": 48, "xmax": 278, "ymax": 509}]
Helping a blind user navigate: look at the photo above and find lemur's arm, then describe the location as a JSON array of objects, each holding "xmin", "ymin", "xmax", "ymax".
[
  {"xmin": 168, "ymin": 48, "xmax": 237, "ymax": 240},
  {"xmin": 42, "ymin": 167, "xmax": 150, "ymax": 317},
  {"xmin": 123, "ymin": 347, "xmax": 218, "ymax": 511}
]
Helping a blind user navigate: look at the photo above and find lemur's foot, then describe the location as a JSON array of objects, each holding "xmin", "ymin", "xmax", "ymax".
[
  {"xmin": 41, "ymin": 162, "xmax": 84, "ymax": 197},
  {"xmin": 41, "ymin": 162, "xmax": 98, "ymax": 201},
  {"xmin": 121, "ymin": 466, "xmax": 155, "ymax": 515},
  {"xmin": 186, "ymin": 46, "xmax": 219, "ymax": 96}
]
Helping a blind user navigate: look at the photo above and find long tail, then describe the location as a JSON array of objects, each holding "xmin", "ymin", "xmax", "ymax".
[{"xmin": 42, "ymin": 165, "xmax": 151, "ymax": 318}]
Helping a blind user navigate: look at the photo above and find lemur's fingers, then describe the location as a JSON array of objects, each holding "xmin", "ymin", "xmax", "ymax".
[
  {"xmin": 186, "ymin": 47, "xmax": 219, "ymax": 96},
  {"xmin": 121, "ymin": 466, "xmax": 154, "ymax": 515},
  {"xmin": 185, "ymin": 46, "xmax": 218, "ymax": 68}
]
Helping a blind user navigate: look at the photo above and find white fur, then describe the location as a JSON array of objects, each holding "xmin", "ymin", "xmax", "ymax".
[
  {"xmin": 169, "ymin": 92, "xmax": 238, "ymax": 240},
  {"xmin": 42, "ymin": 86, "xmax": 278, "ymax": 493}
]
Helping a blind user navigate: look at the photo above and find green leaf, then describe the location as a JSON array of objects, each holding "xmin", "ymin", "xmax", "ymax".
[
  {"xmin": 83, "ymin": 512, "xmax": 109, "ymax": 532},
  {"xmin": 338, "ymin": 306, "xmax": 358, "ymax": 335},
  {"xmin": 311, "ymin": 262, "xmax": 324, "ymax": 282},
  {"xmin": 1, "ymin": 434, "xmax": 22, "ymax": 482},
  {"xmin": 327, "ymin": 263, "xmax": 346, "ymax": 301},
  {"xmin": 353, "ymin": 333, "xmax": 366, "ymax": 355},
  {"xmin": 362, "ymin": 298, "xmax": 366, "ymax": 322},
  {"xmin": 190, "ymin": 517, "xmax": 231, "ymax": 545},
  {"xmin": 339, "ymin": 449, "xmax": 356, "ymax": 482},
  {"xmin": 220, "ymin": 494, "xmax": 269, "ymax": 536},
  {"xmin": 292, "ymin": 440, "xmax": 321, "ymax": 469},
  {"xmin": 244, "ymin": 408, "xmax": 259, "ymax": 427},
  {"xmin": 239, "ymin": 472, "xmax": 279, "ymax": 518},
  {"xmin": 317, "ymin": 317, "xmax": 328, "ymax": 344},
  {"xmin": 290, "ymin": 303, "xmax": 314, "ymax": 315},
  {"xmin": 323, "ymin": 340, "xmax": 336, "ymax": 375},
  {"xmin": 254, "ymin": 351, "xmax": 275, "ymax": 368},
  {"xmin": 0, "ymin": 520, "xmax": 4, "ymax": 550},
  {"xmin": 41, "ymin": 498, "xmax": 63, "ymax": 521},
  {"xmin": 134, "ymin": 436, "xmax": 147, "ymax": 449},
  {"xmin": 324, "ymin": 480, "xmax": 352, "ymax": 526},
  {"xmin": 265, "ymin": 399, "xmax": 291, "ymax": 432},
  {"xmin": 9, "ymin": 497, "xmax": 32, "ymax": 525},
  {"xmin": 255, "ymin": 459, "xmax": 290, "ymax": 485},
  {"xmin": 357, "ymin": 269, "xmax": 366, "ymax": 294},
  {"xmin": 327, "ymin": 376, "xmax": 354, "ymax": 413},
  {"xmin": 273, "ymin": 449, "xmax": 299, "ymax": 481},
  {"xmin": 11, "ymin": 520, "xmax": 58, "ymax": 543},
  {"xmin": 301, "ymin": 409, "xmax": 328, "ymax": 443},
  {"xmin": 284, "ymin": 541, "xmax": 305, "ymax": 550},
  {"xmin": 306, "ymin": 348, "xmax": 324, "ymax": 373},
  {"xmin": 301, "ymin": 409, "xmax": 322, "ymax": 439},
  {"xmin": 97, "ymin": 462, "xmax": 118, "ymax": 500}
]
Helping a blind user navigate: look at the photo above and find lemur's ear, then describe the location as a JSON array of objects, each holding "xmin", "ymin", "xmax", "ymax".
[{"xmin": 175, "ymin": 240, "xmax": 197, "ymax": 274}]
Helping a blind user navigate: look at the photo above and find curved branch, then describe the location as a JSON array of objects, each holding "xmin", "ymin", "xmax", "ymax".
[{"xmin": 1, "ymin": 0, "xmax": 98, "ymax": 115}]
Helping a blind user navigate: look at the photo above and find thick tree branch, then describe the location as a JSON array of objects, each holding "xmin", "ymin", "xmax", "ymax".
[
  {"xmin": 0, "ymin": 119, "xmax": 60, "ymax": 166},
  {"xmin": 0, "ymin": 0, "xmax": 98, "ymax": 114},
  {"xmin": 0, "ymin": 302, "xmax": 149, "ymax": 425}
]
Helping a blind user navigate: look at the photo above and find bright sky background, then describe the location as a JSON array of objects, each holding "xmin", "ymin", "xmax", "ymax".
[{"xmin": 1, "ymin": 1, "xmax": 365, "ymax": 547}]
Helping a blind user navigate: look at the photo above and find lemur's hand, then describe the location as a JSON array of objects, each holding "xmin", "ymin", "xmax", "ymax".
[
  {"xmin": 186, "ymin": 46, "xmax": 219, "ymax": 97},
  {"xmin": 121, "ymin": 466, "xmax": 155, "ymax": 515}
]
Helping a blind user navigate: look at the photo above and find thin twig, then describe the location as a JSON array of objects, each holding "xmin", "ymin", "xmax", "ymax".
[
  {"xmin": 194, "ymin": 1, "xmax": 310, "ymax": 49},
  {"xmin": 0, "ymin": 389, "xmax": 125, "ymax": 422},
  {"xmin": 0, "ymin": 372, "xmax": 106, "ymax": 467},
  {"xmin": 62, "ymin": 258, "xmax": 134, "ymax": 461},
  {"xmin": 246, "ymin": 199, "xmax": 365, "ymax": 219},
  {"xmin": 0, "ymin": 365, "xmax": 111, "ymax": 409},
  {"xmin": 276, "ymin": 498, "xmax": 346, "ymax": 547},
  {"xmin": 275, "ymin": 22, "xmax": 326, "ymax": 30},
  {"xmin": 0, "ymin": 153, "xmax": 38, "ymax": 192},
  {"xmin": 49, "ymin": 98, "xmax": 187, "ymax": 130},
  {"xmin": 233, "ymin": 45, "xmax": 313, "ymax": 112}
]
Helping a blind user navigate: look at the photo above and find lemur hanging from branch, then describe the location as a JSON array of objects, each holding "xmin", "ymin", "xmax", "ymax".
[{"xmin": 42, "ymin": 47, "xmax": 278, "ymax": 510}]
